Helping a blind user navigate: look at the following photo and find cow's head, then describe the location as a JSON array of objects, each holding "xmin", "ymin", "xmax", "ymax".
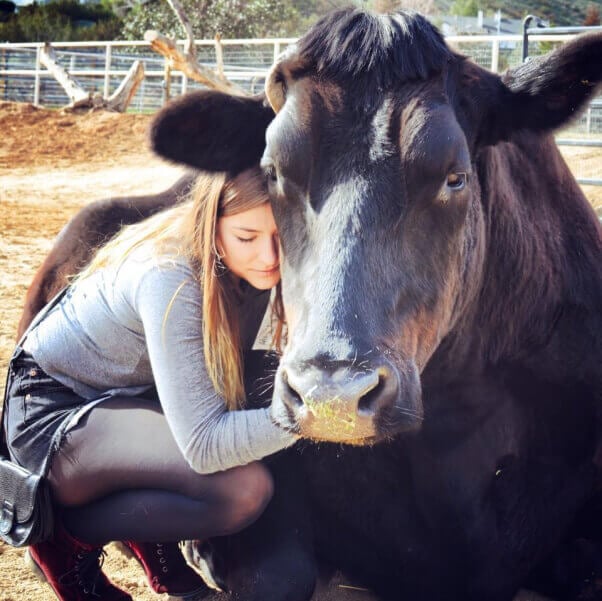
[{"xmin": 151, "ymin": 8, "xmax": 602, "ymax": 444}]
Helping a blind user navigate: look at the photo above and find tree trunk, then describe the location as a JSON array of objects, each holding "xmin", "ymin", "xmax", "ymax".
[
  {"xmin": 40, "ymin": 43, "xmax": 90, "ymax": 106},
  {"xmin": 106, "ymin": 60, "xmax": 145, "ymax": 112},
  {"xmin": 39, "ymin": 42, "xmax": 145, "ymax": 112}
]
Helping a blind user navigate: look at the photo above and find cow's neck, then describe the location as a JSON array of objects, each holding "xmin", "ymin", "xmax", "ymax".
[{"xmin": 432, "ymin": 132, "xmax": 602, "ymax": 388}]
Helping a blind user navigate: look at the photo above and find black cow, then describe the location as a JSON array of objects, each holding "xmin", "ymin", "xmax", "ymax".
[{"xmin": 19, "ymin": 8, "xmax": 602, "ymax": 601}]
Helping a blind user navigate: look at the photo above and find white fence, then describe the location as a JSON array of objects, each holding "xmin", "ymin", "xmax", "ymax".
[
  {"xmin": 0, "ymin": 38, "xmax": 297, "ymax": 109},
  {"xmin": 0, "ymin": 34, "xmax": 599, "ymax": 118},
  {"xmin": 0, "ymin": 34, "xmax": 601, "ymax": 185}
]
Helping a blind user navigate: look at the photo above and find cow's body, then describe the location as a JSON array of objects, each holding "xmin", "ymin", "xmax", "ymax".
[
  {"xmin": 19, "ymin": 9, "xmax": 602, "ymax": 601},
  {"xmin": 16, "ymin": 172, "xmax": 196, "ymax": 339}
]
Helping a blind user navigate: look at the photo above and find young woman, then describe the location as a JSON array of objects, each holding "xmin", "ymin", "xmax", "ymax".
[{"xmin": 3, "ymin": 167, "xmax": 298, "ymax": 601}]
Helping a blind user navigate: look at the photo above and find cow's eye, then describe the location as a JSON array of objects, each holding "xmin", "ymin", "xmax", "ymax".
[{"xmin": 446, "ymin": 172, "xmax": 467, "ymax": 191}]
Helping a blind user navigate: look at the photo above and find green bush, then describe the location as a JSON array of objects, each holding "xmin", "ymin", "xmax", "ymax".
[
  {"xmin": 120, "ymin": 0, "xmax": 302, "ymax": 41},
  {"xmin": 0, "ymin": 0, "xmax": 122, "ymax": 42},
  {"xmin": 450, "ymin": 0, "xmax": 480, "ymax": 17}
]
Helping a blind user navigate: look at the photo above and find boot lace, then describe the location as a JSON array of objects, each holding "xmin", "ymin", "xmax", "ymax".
[{"xmin": 59, "ymin": 547, "xmax": 107, "ymax": 597}]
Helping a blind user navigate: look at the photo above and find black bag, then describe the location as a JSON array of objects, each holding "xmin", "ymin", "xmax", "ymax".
[
  {"xmin": 0, "ymin": 288, "xmax": 67, "ymax": 547},
  {"xmin": 0, "ymin": 456, "xmax": 54, "ymax": 547}
]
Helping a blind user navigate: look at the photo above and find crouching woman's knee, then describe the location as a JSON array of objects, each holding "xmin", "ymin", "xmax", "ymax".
[{"xmin": 219, "ymin": 461, "xmax": 274, "ymax": 534}]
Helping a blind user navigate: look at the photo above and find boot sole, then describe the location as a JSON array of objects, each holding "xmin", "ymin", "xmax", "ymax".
[
  {"xmin": 24, "ymin": 549, "xmax": 63, "ymax": 601},
  {"xmin": 113, "ymin": 542, "xmax": 210, "ymax": 601},
  {"xmin": 25, "ymin": 549, "xmax": 48, "ymax": 583}
]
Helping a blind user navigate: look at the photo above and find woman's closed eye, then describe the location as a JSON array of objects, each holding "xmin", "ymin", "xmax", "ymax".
[{"xmin": 236, "ymin": 236, "xmax": 256, "ymax": 243}]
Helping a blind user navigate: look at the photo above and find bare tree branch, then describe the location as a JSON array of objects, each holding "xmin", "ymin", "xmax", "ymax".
[
  {"xmin": 40, "ymin": 43, "xmax": 90, "ymax": 106},
  {"xmin": 106, "ymin": 60, "xmax": 145, "ymax": 112},
  {"xmin": 40, "ymin": 42, "xmax": 144, "ymax": 111},
  {"xmin": 163, "ymin": 0, "xmax": 197, "ymax": 59},
  {"xmin": 163, "ymin": 61, "xmax": 172, "ymax": 102},
  {"xmin": 144, "ymin": 0, "xmax": 249, "ymax": 97},
  {"xmin": 214, "ymin": 33, "xmax": 226, "ymax": 83},
  {"xmin": 144, "ymin": 30, "xmax": 248, "ymax": 96}
]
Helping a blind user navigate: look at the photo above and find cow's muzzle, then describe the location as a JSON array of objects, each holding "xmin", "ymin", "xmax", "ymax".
[{"xmin": 272, "ymin": 358, "xmax": 423, "ymax": 444}]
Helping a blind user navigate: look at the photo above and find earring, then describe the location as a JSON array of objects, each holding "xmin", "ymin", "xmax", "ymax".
[{"xmin": 215, "ymin": 250, "xmax": 228, "ymax": 276}]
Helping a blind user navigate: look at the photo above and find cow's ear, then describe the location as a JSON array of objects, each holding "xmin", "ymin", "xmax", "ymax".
[
  {"xmin": 475, "ymin": 32, "xmax": 602, "ymax": 147},
  {"xmin": 149, "ymin": 91, "xmax": 274, "ymax": 172}
]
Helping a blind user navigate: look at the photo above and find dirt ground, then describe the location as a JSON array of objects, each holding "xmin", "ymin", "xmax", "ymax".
[{"xmin": 1, "ymin": 101, "xmax": 599, "ymax": 600}]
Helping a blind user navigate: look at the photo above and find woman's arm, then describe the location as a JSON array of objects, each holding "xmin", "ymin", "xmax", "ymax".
[{"xmin": 135, "ymin": 260, "xmax": 297, "ymax": 474}]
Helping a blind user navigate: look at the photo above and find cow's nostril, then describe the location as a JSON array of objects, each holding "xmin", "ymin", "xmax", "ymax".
[
  {"xmin": 357, "ymin": 375, "xmax": 385, "ymax": 415},
  {"xmin": 281, "ymin": 369, "xmax": 304, "ymax": 409}
]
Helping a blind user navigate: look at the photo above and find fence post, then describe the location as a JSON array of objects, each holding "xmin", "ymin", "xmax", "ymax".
[
  {"xmin": 178, "ymin": 39, "xmax": 188, "ymax": 96},
  {"xmin": 163, "ymin": 59, "xmax": 171, "ymax": 104},
  {"xmin": 490, "ymin": 38, "xmax": 500, "ymax": 73},
  {"xmin": 273, "ymin": 41, "xmax": 281, "ymax": 63},
  {"xmin": 104, "ymin": 43, "xmax": 112, "ymax": 98},
  {"xmin": 138, "ymin": 75, "xmax": 145, "ymax": 112},
  {"xmin": 33, "ymin": 45, "xmax": 41, "ymax": 106}
]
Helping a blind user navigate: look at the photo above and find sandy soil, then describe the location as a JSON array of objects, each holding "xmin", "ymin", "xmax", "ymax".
[{"xmin": 1, "ymin": 101, "xmax": 599, "ymax": 601}]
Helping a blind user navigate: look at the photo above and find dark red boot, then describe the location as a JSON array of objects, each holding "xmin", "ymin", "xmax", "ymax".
[
  {"xmin": 121, "ymin": 541, "xmax": 210, "ymax": 600},
  {"xmin": 26, "ymin": 524, "xmax": 132, "ymax": 601}
]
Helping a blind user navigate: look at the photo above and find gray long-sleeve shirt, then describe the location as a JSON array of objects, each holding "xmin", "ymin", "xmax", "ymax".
[{"xmin": 24, "ymin": 247, "xmax": 296, "ymax": 474}]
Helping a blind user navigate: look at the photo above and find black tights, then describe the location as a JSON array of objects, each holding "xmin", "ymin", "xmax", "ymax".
[{"xmin": 48, "ymin": 354, "xmax": 277, "ymax": 546}]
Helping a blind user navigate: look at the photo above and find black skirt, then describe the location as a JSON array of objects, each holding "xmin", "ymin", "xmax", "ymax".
[
  {"xmin": 3, "ymin": 347, "xmax": 109, "ymax": 476},
  {"xmin": 3, "ymin": 347, "xmax": 278, "ymax": 477}
]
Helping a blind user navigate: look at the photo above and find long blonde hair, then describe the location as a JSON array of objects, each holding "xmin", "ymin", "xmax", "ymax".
[{"xmin": 77, "ymin": 167, "xmax": 284, "ymax": 410}]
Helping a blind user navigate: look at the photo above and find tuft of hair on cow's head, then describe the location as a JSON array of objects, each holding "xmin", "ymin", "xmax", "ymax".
[
  {"xmin": 265, "ymin": 8, "xmax": 454, "ymax": 117},
  {"xmin": 149, "ymin": 90, "xmax": 274, "ymax": 173}
]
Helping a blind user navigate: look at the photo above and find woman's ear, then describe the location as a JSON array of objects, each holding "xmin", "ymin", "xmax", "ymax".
[{"xmin": 150, "ymin": 91, "xmax": 275, "ymax": 173}]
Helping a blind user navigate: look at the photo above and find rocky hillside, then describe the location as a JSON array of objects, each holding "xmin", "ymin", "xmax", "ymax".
[{"xmin": 435, "ymin": 0, "xmax": 600, "ymax": 26}]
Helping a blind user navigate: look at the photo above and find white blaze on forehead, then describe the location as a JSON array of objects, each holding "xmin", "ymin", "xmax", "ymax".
[{"xmin": 369, "ymin": 95, "xmax": 395, "ymax": 162}]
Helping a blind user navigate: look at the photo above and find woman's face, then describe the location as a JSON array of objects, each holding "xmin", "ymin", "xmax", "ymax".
[{"xmin": 215, "ymin": 202, "xmax": 280, "ymax": 290}]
